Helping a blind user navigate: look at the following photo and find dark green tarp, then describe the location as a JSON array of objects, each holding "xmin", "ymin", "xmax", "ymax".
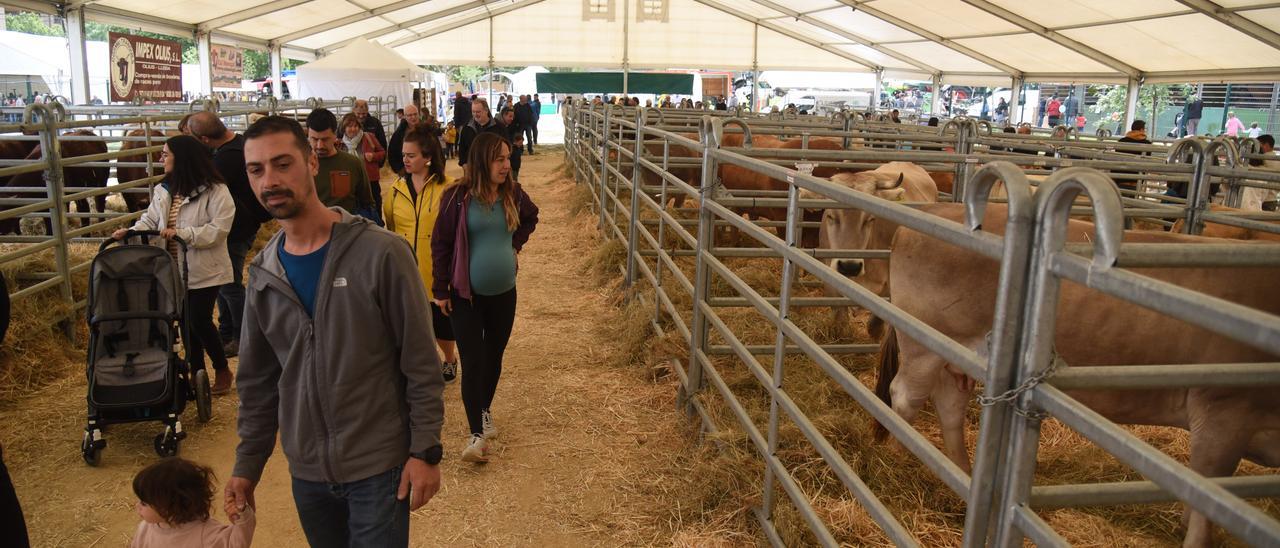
[{"xmin": 535, "ymin": 72, "xmax": 694, "ymax": 95}]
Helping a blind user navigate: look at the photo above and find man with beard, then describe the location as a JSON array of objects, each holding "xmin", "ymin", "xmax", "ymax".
[{"xmin": 226, "ymin": 115, "xmax": 445, "ymax": 547}]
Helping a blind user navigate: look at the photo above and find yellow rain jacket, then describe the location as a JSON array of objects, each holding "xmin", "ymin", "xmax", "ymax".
[{"xmin": 383, "ymin": 172, "xmax": 453, "ymax": 291}]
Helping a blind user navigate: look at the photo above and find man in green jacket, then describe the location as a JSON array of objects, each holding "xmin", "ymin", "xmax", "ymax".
[
  {"xmin": 225, "ymin": 116, "xmax": 445, "ymax": 547},
  {"xmin": 306, "ymin": 108, "xmax": 376, "ymax": 219}
]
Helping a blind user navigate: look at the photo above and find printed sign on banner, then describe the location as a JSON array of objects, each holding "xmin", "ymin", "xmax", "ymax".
[
  {"xmin": 212, "ymin": 45, "xmax": 243, "ymax": 90},
  {"xmin": 109, "ymin": 32, "xmax": 183, "ymax": 102}
]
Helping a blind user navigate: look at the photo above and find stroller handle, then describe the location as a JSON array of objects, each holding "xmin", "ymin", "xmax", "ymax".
[{"xmin": 101, "ymin": 230, "xmax": 190, "ymax": 253}]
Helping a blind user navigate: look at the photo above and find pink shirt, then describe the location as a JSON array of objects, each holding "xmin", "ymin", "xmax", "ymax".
[
  {"xmin": 1225, "ymin": 117, "xmax": 1246, "ymax": 136},
  {"xmin": 131, "ymin": 506, "xmax": 255, "ymax": 548}
]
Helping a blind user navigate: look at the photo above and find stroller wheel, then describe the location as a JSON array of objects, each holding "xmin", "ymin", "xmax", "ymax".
[
  {"xmin": 81, "ymin": 431, "xmax": 105, "ymax": 466},
  {"xmin": 194, "ymin": 369, "xmax": 212, "ymax": 423},
  {"xmin": 153, "ymin": 432, "xmax": 179, "ymax": 457}
]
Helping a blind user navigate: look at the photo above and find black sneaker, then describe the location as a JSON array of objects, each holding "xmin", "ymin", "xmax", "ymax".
[
  {"xmin": 442, "ymin": 361, "xmax": 457, "ymax": 383},
  {"xmin": 222, "ymin": 339, "xmax": 239, "ymax": 358}
]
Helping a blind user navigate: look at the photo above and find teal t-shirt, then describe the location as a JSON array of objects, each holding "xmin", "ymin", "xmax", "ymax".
[
  {"xmin": 278, "ymin": 237, "xmax": 330, "ymax": 317},
  {"xmin": 467, "ymin": 199, "xmax": 517, "ymax": 296}
]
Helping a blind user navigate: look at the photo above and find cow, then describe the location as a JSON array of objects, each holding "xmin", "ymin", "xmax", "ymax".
[
  {"xmin": 874, "ymin": 202, "xmax": 1280, "ymax": 548},
  {"xmin": 1171, "ymin": 204, "xmax": 1280, "ymax": 242},
  {"xmin": 0, "ymin": 136, "xmax": 38, "ymax": 187},
  {"xmin": 114, "ymin": 128, "xmax": 166, "ymax": 212},
  {"xmin": 1, "ymin": 130, "xmax": 109, "ymax": 234}
]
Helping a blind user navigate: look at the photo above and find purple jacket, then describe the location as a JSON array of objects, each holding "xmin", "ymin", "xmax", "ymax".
[{"xmin": 431, "ymin": 183, "xmax": 539, "ymax": 300}]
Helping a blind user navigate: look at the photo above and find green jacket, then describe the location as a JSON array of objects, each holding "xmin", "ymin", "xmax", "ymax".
[{"xmin": 315, "ymin": 151, "xmax": 374, "ymax": 214}]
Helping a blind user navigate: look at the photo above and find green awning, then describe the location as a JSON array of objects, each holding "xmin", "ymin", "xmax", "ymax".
[{"xmin": 535, "ymin": 72, "xmax": 694, "ymax": 95}]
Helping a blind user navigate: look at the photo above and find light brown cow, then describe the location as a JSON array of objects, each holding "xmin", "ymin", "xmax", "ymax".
[
  {"xmin": 876, "ymin": 203, "xmax": 1280, "ymax": 548},
  {"xmin": 1171, "ymin": 204, "xmax": 1280, "ymax": 242}
]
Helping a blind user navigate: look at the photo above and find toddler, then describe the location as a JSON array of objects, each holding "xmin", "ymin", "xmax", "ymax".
[{"xmin": 131, "ymin": 458, "xmax": 254, "ymax": 548}]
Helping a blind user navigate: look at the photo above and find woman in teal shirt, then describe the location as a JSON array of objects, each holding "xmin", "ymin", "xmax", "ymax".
[{"xmin": 431, "ymin": 132, "xmax": 539, "ymax": 463}]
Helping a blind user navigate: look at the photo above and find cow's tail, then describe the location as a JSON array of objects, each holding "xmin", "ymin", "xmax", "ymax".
[{"xmin": 872, "ymin": 324, "xmax": 899, "ymax": 442}]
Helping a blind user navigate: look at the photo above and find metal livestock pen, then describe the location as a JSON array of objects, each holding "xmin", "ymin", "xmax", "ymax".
[
  {"xmin": 0, "ymin": 95, "xmax": 397, "ymax": 337},
  {"xmin": 562, "ymin": 101, "xmax": 1280, "ymax": 546}
]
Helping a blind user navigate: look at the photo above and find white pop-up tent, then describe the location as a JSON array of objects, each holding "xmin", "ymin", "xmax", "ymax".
[{"xmin": 296, "ymin": 37, "xmax": 427, "ymax": 107}]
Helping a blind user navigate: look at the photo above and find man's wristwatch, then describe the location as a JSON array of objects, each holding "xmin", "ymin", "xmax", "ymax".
[{"xmin": 411, "ymin": 445, "xmax": 443, "ymax": 465}]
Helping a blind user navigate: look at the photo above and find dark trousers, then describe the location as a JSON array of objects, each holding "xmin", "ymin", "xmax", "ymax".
[
  {"xmin": 522, "ymin": 126, "xmax": 535, "ymax": 152},
  {"xmin": 0, "ymin": 445, "xmax": 30, "ymax": 548},
  {"xmin": 510, "ymin": 149, "xmax": 523, "ymax": 181},
  {"xmin": 186, "ymin": 286, "xmax": 228, "ymax": 372},
  {"xmin": 217, "ymin": 239, "xmax": 251, "ymax": 343},
  {"xmin": 370, "ymin": 180, "xmax": 385, "ymax": 226},
  {"xmin": 292, "ymin": 465, "xmax": 409, "ymax": 548},
  {"xmin": 531, "ymin": 121, "xmax": 539, "ymax": 145},
  {"xmin": 450, "ymin": 288, "xmax": 517, "ymax": 436}
]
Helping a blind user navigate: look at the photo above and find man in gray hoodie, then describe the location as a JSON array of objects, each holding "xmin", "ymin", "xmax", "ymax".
[{"xmin": 224, "ymin": 116, "xmax": 445, "ymax": 547}]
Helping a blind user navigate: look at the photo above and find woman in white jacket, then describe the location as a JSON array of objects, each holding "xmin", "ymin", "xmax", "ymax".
[{"xmin": 113, "ymin": 135, "xmax": 237, "ymax": 394}]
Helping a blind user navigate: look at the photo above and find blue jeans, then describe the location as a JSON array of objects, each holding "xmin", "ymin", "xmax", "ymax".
[
  {"xmin": 291, "ymin": 465, "xmax": 409, "ymax": 548},
  {"xmin": 217, "ymin": 239, "xmax": 250, "ymax": 343}
]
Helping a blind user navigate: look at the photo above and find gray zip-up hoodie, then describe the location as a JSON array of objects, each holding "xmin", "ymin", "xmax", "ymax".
[{"xmin": 232, "ymin": 209, "xmax": 445, "ymax": 484}]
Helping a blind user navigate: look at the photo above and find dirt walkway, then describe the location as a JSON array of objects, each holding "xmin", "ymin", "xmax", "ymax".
[{"xmin": 2, "ymin": 149, "xmax": 691, "ymax": 547}]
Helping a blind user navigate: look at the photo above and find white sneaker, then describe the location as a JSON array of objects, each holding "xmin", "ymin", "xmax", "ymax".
[
  {"xmin": 482, "ymin": 409, "xmax": 498, "ymax": 439},
  {"xmin": 460, "ymin": 434, "xmax": 489, "ymax": 463}
]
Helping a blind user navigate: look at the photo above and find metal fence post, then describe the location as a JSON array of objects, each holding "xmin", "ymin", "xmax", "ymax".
[
  {"xmin": 683, "ymin": 115, "xmax": 720, "ymax": 413},
  {"xmin": 599, "ymin": 106, "xmax": 611, "ymax": 233},
  {"xmin": 993, "ymin": 169, "xmax": 1126, "ymax": 546},
  {"xmin": 1168, "ymin": 138, "xmax": 1209, "ymax": 234},
  {"xmin": 32, "ymin": 104, "xmax": 76, "ymax": 340},
  {"xmin": 625, "ymin": 109, "xmax": 647, "ymax": 288},
  {"xmin": 958, "ymin": 163, "xmax": 1038, "ymax": 548}
]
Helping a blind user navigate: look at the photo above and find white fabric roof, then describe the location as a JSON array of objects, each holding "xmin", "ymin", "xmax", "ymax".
[{"xmin": 12, "ymin": 0, "xmax": 1280, "ymax": 84}]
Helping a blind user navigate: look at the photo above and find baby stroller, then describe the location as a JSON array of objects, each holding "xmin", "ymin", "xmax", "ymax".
[{"xmin": 80, "ymin": 230, "xmax": 212, "ymax": 465}]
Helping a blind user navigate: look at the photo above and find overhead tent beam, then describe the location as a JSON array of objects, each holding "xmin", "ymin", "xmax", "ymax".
[
  {"xmin": 196, "ymin": 0, "xmax": 311, "ymax": 33},
  {"xmin": 955, "ymin": 0, "xmax": 1140, "ymax": 79},
  {"xmin": 318, "ymin": 0, "xmax": 498, "ymax": 54},
  {"xmin": 385, "ymin": 0, "xmax": 548, "ymax": 49},
  {"xmin": 70, "ymin": 2, "xmax": 320, "ymax": 57},
  {"xmin": 273, "ymin": 0, "xmax": 434, "ymax": 44},
  {"xmin": 830, "ymin": 0, "xmax": 1021, "ymax": 77},
  {"xmin": 741, "ymin": 0, "xmax": 938, "ymax": 74},
  {"xmin": 1174, "ymin": 0, "xmax": 1280, "ymax": 52},
  {"xmin": 690, "ymin": 0, "xmax": 880, "ymax": 71}
]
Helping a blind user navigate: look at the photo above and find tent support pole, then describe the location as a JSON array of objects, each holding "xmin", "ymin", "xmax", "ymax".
[
  {"xmin": 750, "ymin": 24, "xmax": 759, "ymax": 112},
  {"xmin": 64, "ymin": 7, "xmax": 91, "ymax": 105},
  {"xmin": 197, "ymin": 31, "xmax": 214, "ymax": 98},
  {"xmin": 1010, "ymin": 75, "xmax": 1024, "ymax": 125},
  {"xmin": 872, "ymin": 69, "xmax": 883, "ymax": 112},
  {"xmin": 1124, "ymin": 77, "xmax": 1141, "ymax": 134},
  {"xmin": 931, "ymin": 73, "xmax": 943, "ymax": 117},
  {"xmin": 269, "ymin": 41, "xmax": 283, "ymax": 100},
  {"xmin": 622, "ymin": 0, "xmax": 630, "ymax": 97},
  {"xmin": 488, "ymin": 16, "xmax": 494, "ymax": 108}
]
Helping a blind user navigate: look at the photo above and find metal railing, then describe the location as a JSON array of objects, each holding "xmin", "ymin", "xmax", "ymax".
[
  {"xmin": 0, "ymin": 95, "xmax": 397, "ymax": 337},
  {"xmin": 562, "ymin": 101, "xmax": 1280, "ymax": 546}
]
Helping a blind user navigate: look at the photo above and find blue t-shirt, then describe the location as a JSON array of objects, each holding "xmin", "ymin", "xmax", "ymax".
[
  {"xmin": 467, "ymin": 199, "xmax": 517, "ymax": 296},
  {"xmin": 278, "ymin": 237, "xmax": 331, "ymax": 316}
]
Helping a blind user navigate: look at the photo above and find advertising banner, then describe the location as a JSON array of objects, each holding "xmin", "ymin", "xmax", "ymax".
[
  {"xmin": 109, "ymin": 32, "xmax": 183, "ymax": 102},
  {"xmin": 212, "ymin": 44, "xmax": 243, "ymax": 90}
]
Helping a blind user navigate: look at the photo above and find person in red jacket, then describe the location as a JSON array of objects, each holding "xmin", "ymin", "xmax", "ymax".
[{"xmin": 341, "ymin": 113, "xmax": 387, "ymax": 225}]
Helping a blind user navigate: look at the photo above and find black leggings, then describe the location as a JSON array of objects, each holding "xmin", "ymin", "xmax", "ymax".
[
  {"xmin": 450, "ymin": 288, "xmax": 517, "ymax": 436},
  {"xmin": 186, "ymin": 286, "xmax": 228, "ymax": 372}
]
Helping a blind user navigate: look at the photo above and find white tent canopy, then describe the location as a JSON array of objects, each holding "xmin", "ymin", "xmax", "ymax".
[
  {"xmin": 296, "ymin": 37, "xmax": 427, "ymax": 107},
  {"xmin": 8, "ymin": 0, "xmax": 1280, "ymax": 89}
]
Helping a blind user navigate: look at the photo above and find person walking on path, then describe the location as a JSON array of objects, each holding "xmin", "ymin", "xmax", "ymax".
[
  {"xmin": 457, "ymin": 98, "xmax": 504, "ymax": 167},
  {"xmin": 388, "ymin": 104, "xmax": 420, "ymax": 174},
  {"xmin": 353, "ymin": 99, "xmax": 388, "ymax": 158},
  {"xmin": 1185, "ymin": 94, "xmax": 1204, "ymax": 136},
  {"xmin": 530, "ymin": 95, "xmax": 541, "ymax": 147},
  {"xmin": 1225, "ymin": 112, "xmax": 1247, "ymax": 137},
  {"xmin": 114, "ymin": 135, "xmax": 236, "ymax": 395},
  {"xmin": 1046, "ymin": 95, "xmax": 1062, "ymax": 127},
  {"xmin": 188, "ymin": 112, "xmax": 271, "ymax": 358},
  {"xmin": 227, "ymin": 116, "xmax": 445, "ymax": 548},
  {"xmin": 432, "ymin": 132, "xmax": 539, "ymax": 463},
  {"xmin": 452, "ymin": 92, "xmax": 471, "ymax": 131},
  {"xmin": 500, "ymin": 106, "xmax": 524, "ymax": 181},
  {"xmin": 131, "ymin": 458, "xmax": 255, "ymax": 548},
  {"xmin": 385, "ymin": 125, "xmax": 460, "ymax": 383},
  {"xmin": 514, "ymin": 95, "xmax": 535, "ymax": 155},
  {"xmin": 340, "ymin": 113, "xmax": 387, "ymax": 224},
  {"xmin": 305, "ymin": 109, "xmax": 376, "ymax": 222}
]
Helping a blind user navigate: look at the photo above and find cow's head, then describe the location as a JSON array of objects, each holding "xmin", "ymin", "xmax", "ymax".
[{"xmin": 800, "ymin": 170, "xmax": 907, "ymax": 295}]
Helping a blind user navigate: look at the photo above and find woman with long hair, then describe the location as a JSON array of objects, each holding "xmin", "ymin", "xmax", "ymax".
[
  {"xmin": 113, "ymin": 135, "xmax": 236, "ymax": 394},
  {"xmin": 384, "ymin": 126, "xmax": 460, "ymax": 383},
  {"xmin": 431, "ymin": 132, "xmax": 538, "ymax": 463}
]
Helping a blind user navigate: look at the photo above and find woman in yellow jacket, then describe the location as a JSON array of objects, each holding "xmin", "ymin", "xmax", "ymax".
[{"xmin": 384, "ymin": 125, "xmax": 459, "ymax": 382}]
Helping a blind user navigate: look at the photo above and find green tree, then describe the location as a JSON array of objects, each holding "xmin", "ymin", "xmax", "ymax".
[
  {"xmin": 242, "ymin": 50, "xmax": 304, "ymax": 80},
  {"xmin": 1090, "ymin": 83, "xmax": 1190, "ymax": 130},
  {"xmin": 4, "ymin": 12, "xmax": 63, "ymax": 36}
]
